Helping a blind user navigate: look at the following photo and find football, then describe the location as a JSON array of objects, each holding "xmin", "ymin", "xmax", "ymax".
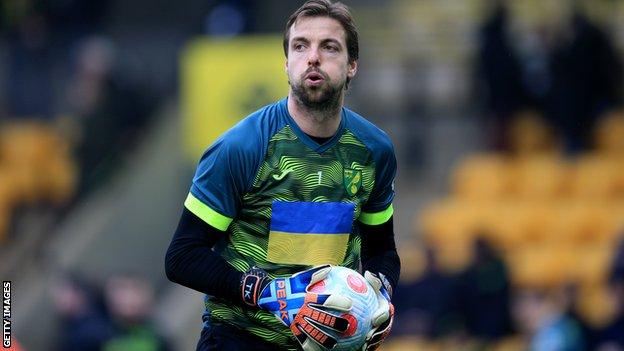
[{"xmin": 307, "ymin": 266, "xmax": 378, "ymax": 350}]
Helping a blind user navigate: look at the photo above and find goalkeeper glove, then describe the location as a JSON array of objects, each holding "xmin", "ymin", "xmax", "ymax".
[
  {"xmin": 362, "ymin": 271, "xmax": 394, "ymax": 351},
  {"xmin": 240, "ymin": 265, "xmax": 353, "ymax": 350}
]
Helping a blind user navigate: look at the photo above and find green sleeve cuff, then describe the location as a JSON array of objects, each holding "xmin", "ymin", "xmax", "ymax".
[
  {"xmin": 358, "ymin": 204, "xmax": 394, "ymax": 225},
  {"xmin": 184, "ymin": 193, "xmax": 233, "ymax": 231}
]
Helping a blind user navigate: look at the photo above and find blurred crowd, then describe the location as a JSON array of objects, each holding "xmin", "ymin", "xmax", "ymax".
[
  {"xmin": 51, "ymin": 273, "xmax": 170, "ymax": 351},
  {"xmin": 387, "ymin": 1, "xmax": 624, "ymax": 350},
  {"xmin": 0, "ymin": 0, "xmax": 156, "ymax": 244},
  {"xmin": 477, "ymin": 0, "xmax": 623, "ymax": 155},
  {"xmin": 392, "ymin": 236, "xmax": 624, "ymax": 350},
  {"xmin": 1, "ymin": 2, "xmax": 162, "ymax": 349}
]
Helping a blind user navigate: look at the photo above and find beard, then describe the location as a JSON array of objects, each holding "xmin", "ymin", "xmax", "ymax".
[{"xmin": 289, "ymin": 68, "xmax": 346, "ymax": 119}]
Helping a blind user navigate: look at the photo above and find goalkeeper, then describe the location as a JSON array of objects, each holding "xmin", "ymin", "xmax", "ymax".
[{"xmin": 165, "ymin": 1, "xmax": 400, "ymax": 350}]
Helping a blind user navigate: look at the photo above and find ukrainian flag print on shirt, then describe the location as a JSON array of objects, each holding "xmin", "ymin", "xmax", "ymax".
[
  {"xmin": 184, "ymin": 98, "xmax": 397, "ymax": 349},
  {"xmin": 268, "ymin": 201, "xmax": 355, "ymax": 265}
]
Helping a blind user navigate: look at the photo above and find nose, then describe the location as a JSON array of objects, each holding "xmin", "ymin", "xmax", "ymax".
[{"xmin": 307, "ymin": 47, "xmax": 320, "ymax": 66}]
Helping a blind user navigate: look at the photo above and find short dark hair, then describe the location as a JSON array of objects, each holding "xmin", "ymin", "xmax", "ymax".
[{"xmin": 283, "ymin": 0, "xmax": 359, "ymax": 63}]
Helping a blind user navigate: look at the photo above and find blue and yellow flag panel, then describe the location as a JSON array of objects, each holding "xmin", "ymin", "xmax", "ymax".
[{"xmin": 267, "ymin": 201, "xmax": 355, "ymax": 265}]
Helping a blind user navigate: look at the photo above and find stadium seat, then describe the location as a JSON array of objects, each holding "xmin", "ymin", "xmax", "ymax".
[
  {"xmin": 0, "ymin": 121, "xmax": 77, "ymax": 206},
  {"xmin": 569, "ymin": 244, "xmax": 612, "ymax": 285},
  {"xmin": 593, "ymin": 109, "xmax": 624, "ymax": 157},
  {"xmin": 480, "ymin": 201, "xmax": 536, "ymax": 250},
  {"xmin": 452, "ymin": 154, "xmax": 511, "ymax": 200},
  {"xmin": 0, "ymin": 172, "xmax": 17, "ymax": 244},
  {"xmin": 419, "ymin": 199, "xmax": 475, "ymax": 242},
  {"xmin": 609, "ymin": 203, "xmax": 624, "ymax": 236},
  {"xmin": 570, "ymin": 154, "xmax": 621, "ymax": 200},
  {"xmin": 576, "ymin": 283, "xmax": 617, "ymax": 327},
  {"xmin": 41, "ymin": 154, "xmax": 78, "ymax": 206},
  {"xmin": 0, "ymin": 169, "xmax": 19, "ymax": 210},
  {"xmin": 507, "ymin": 110, "xmax": 558, "ymax": 156},
  {"xmin": 508, "ymin": 156, "xmax": 570, "ymax": 200},
  {"xmin": 491, "ymin": 336, "xmax": 526, "ymax": 351},
  {"xmin": 419, "ymin": 200, "xmax": 476, "ymax": 272},
  {"xmin": 549, "ymin": 202, "xmax": 618, "ymax": 246},
  {"xmin": 0, "ymin": 206, "xmax": 11, "ymax": 245},
  {"xmin": 396, "ymin": 241, "xmax": 427, "ymax": 283},
  {"xmin": 507, "ymin": 245, "xmax": 576, "ymax": 289}
]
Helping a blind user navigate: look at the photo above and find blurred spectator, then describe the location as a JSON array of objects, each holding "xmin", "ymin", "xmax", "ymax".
[
  {"xmin": 595, "ymin": 281, "xmax": 624, "ymax": 351},
  {"xmin": 1, "ymin": 0, "xmax": 110, "ymax": 119},
  {"xmin": 513, "ymin": 288, "xmax": 585, "ymax": 351},
  {"xmin": 594, "ymin": 237, "xmax": 624, "ymax": 350},
  {"xmin": 43, "ymin": 0, "xmax": 108, "ymax": 42},
  {"xmin": 457, "ymin": 236, "xmax": 513, "ymax": 340},
  {"xmin": 63, "ymin": 36, "xmax": 154, "ymax": 196},
  {"xmin": 545, "ymin": 10, "xmax": 623, "ymax": 153},
  {"xmin": 610, "ymin": 236, "xmax": 624, "ymax": 284},
  {"xmin": 392, "ymin": 246, "xmax": 460, "ymax": 338},
  {"xmin": 561, "ymin": 282, "xmax": 596, "ymax": 350},
  {"xmin": 477, "ymin": 1, "xmax": 623, "ymax": 154},
  {"xmin": 51, "ymin": 274, "xmax": 112, "ymax": 351},
  {"xmin": 4, "ymin": 2, "xmax": 54, "ymax": 119},
  {"xmin": 476, "ymin": 2, "xmax": 528, "ymax": 150},
  {"xmin": 102, "ymin": 274, "xmax": 170, "ymax": 351}
]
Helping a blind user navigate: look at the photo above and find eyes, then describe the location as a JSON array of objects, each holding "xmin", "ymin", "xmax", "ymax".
[
  {"xmin": 292, "ymin": 42, "xmax": 341, "ymax": 54},
  {"xmin": 324, "ymin": 44, "xmax": 339, "ymax": 53}
]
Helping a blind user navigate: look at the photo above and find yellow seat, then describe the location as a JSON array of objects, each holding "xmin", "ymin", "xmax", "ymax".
[
  {"xmin": 568, "ymin": 244, "xmax": 612, "ymax": 285},
  {"xmin": 452, "ymin": 154, "xmax": 511, "ymax": 200},
  {"xmin": 577, "ymin": 283, "xmax": 617, "ymax": 328},
  {"xmin": 509, "ymin": 156, "xmax": 570, "ymax": 200},
  {"xmin": 41, "ymin": 154, "xmax": 78, "ymax": 205},
  {"xmin": 396, "ymin": 242, "xmax": 427, "ymax": 284},
  {"xmin": 609, "ymin": 203, "xmax": 624, "ymax": 236},
  {"xmin": 593, "ymin": 109, "xmax": 624, "ymax": 157},
  {"xmin": 419, "ymin": 199, "xmax": 478, "ymax": 243},
  {"xmin": 0, "ymin": 202, "xmax": 11, "ymax": 245},
  {"xmin": 0, "ymin": 121, "xmax": 77, "ymax": 206},
  {"xmin": 419, "ymin": 200, "xmax": 479, "ymax": 272},
  {"xmin": 549, "ymin": 202, "xmax": 618, "ymax": 246},
  {"xmin": 570, "ymin": 154, "xmax": 621, "ymax": 200},
  {"xmin": 491, "ymin": 336, "xmax": 526, "ymax": 351},
  {"xmin": 480, "ymin": 202, "xmax": 533, "ymax": 250},
  {"xmin": 485, "ymin": 201, "xmax": 557, "ymax": 249},
  {"xmin": 507, "ymin": 110, "xmax": 558, "ymax": 156},
  {"xmin": 507, "ymin": 245, "xmax": 575, "ymax": 289}
]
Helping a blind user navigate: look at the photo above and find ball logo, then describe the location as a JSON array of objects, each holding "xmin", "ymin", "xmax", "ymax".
[
  {"xmin": 346, "ymin": 274, "xmax": 367, "ymax": 294},
  {"xmin": 308, "ymin": 280, "xmax": 325, "ymax": 293}
]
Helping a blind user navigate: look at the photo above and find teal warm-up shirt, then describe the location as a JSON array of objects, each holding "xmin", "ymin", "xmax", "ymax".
[{"xmin": 185, "ymin": 98, "xmax": 396, "ymax": 348}]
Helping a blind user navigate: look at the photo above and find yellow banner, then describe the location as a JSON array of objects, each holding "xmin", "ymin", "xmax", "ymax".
[{"xmin": 180, "ymin": 35, "xmax": 287, "ymax": 159}]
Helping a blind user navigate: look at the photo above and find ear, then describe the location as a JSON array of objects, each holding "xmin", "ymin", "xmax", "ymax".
[
  {"xmin": 347, "ymin": 60, "xmax": 358, "ymax": 79},
  {"xmin": 285, "ymin": 58, "xmax": 289, "ymax": 74}
]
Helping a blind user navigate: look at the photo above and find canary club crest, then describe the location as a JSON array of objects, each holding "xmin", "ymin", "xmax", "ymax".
[{"xmin": 343, "ymin": 168, "xmax": 362, "ymax": 196}]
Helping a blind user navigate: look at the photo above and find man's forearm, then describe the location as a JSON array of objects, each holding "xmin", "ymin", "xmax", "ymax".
[
  {"xmin": 359, "ymin": 216, "xmax": 401, "ymax": 294},
  {"xmin": 165, "ymin": 208, "xmax": 242, "ymax": 302}
]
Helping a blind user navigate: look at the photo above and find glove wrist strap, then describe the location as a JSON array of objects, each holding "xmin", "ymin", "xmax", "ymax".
[{"xmin": 241, "ymin": 267, "xmax": 269, "ymax": 306}]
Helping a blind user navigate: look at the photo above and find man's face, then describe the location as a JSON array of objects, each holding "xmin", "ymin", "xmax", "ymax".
[{"xmin": 286, "ymin": 16, "xmax": 357, "ymax": 110}]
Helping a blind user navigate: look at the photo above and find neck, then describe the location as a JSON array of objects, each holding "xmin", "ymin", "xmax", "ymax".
[{"xmin": 287, "ymin": 91, "xmax": 343, "ymax": 138}]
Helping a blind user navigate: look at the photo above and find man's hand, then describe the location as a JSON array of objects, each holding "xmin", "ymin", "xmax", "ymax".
[
  {"xmin": 363, "ymin": 271, "xmax": 394, "ymax": 351},
  {"xmin": 240, "ymin": 265, "xmax": 353, "ymax": 350}
]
